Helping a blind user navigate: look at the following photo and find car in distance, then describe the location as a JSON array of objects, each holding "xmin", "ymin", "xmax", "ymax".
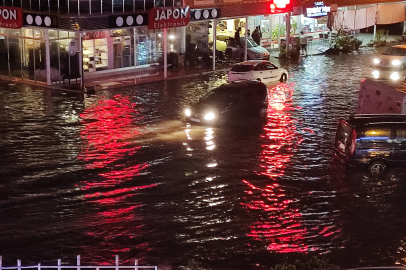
[
  {"xmin": 334, "ymin": 114, "xmax": 406, "ymax": 175},
  {"xmin": 226, "ymin": 36, "xmax": 270, "ymax": 61},
  {"xmin": 372, "ymin": 45, "xmax": 406, "ymax": 81},
  {"xmin": 183, "ymin": 80, "xmax": 268, "ymax": 126},
  {"xmin": 227, "ymin": 60, "xmax": 288, "ymax": 84},
  {"xmin": 373, "ymin": 45, "xmax": 406, "ymax": 70}
]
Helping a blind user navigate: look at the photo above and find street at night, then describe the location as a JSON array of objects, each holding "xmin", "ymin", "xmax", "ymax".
[{"xmin": 1, "ymin": 48, "xmax": 406, "ymax": 270}]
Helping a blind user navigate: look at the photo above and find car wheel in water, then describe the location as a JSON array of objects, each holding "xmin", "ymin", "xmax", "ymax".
[
  {"xmin": 368, "ymin": 160, "xmax": 387, "ymax": 175},
  {"xmin": 280, "ymin": 73, "xmax": 287, "ymax": 82}
]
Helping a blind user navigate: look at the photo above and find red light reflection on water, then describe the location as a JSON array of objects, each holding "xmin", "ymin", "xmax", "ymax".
[
  {"xmin": 77, "ymin": 95, "xmax": 154, "ymax": 262},
  {"xmin": 243, "ymin": 83, "xmax": 311, "ymax": 253},
  {"xmin": 79, "ymin": 95, "xmax": 143, "ymax": 170}
]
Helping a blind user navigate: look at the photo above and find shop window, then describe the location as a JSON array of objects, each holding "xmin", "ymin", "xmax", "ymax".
[
  {"xmin": 113, "ymin": 36, "xmax": 134, "ymax": 69},
  {"xmin": 79, "ymin": 1, "xmax": 91, "ymax": 14},
  {"xmin": 90, "ymin": 1, "xmax": 102, "ymax": 13},
  {"xmin": 134, "ymin": 0, "xmax": 144, "ymax": 11},
  {"xmin": 0, "ymin": 37, "xmax": 9, "ymax": 77},
  {"xmin": 34, "ymin": 30, "xmax": 43, "ymax": 39},
  {"xmin": 124, "ymin": 0, "xmax": 134, "ymax": 11},
  {"xmin": 9, "ymin": 38, "xmax": 23, "ymax": 79},
  {"xmin": 49, "ymin": 30, "xmax": 59, "ymax": 40},
  {"xmin": 113, "ymin": 0, "xmax": 123, "ymax": 12},
  {"xmin": 135, "ymin": 27, "xmax": 162, "ymax": 66},
  {"xmin": 69, "ymin": 0, "xmax": 79, "ymax": 14},
  {"xmin": 83, "ymin": 38, "xmax": 109, "ymax": 72},
  {"xmin": 145, "ymin": 0, "xmax": 154, "ymax": 10},
  {"xmin": 22, "ymin": 0, "xmax": 30, "ymax": 9},
  {"xmin": 102, "ymin": 0, "xmax": 112, "ymax": 13}
]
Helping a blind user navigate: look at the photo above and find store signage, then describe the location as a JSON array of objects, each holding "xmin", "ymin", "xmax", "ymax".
[
  {"xmin": 306, "ymin": 2, "xmax": 330, "ymax": 18},
  {"xmin": 0, "ymin": 7, "xmax": 23, "ymax": 29},
  {"xmin": 108, "ymin": 13, "xmax": 148, "ymax": 28},
  {"xmin": 24, "ymin": 13, "xmax": 57, "ymax": 28},
  {"xmin": 84, "ymin": 31, "xmax": 108, "ymax": 40},
  {"xmin": 191, "ymin": 8, "xmax": 220, "ymax": 21},
  {"xmin": 148, "ymin": 6, "xmax": 190, "ymax": 29}
]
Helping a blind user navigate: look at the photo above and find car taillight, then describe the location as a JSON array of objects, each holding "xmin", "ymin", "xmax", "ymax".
[{"xmin": 349, "ymin": 129, "xmax": 356, "ymax": 155}]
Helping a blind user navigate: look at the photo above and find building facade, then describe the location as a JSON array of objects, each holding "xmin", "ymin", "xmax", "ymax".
[{"xmin": 1, "ymin": 0, "xmax": 405, "ymax": 87}]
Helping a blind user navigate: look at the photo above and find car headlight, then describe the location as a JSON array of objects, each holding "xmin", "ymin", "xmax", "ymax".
[
  {"xmin": 392, "ymin": 60, "xmax": 400, "ymax": 66},
  {"xmin": 185, "ymin": 108, "xmax": 191, "ymax": 117},
  {"xmin": 373, "ymin": 58, "xmax": 380, "ymax": 64},
  {"xmin": 204, "ymin": 112, "xmax": 215, "ymax": 121},
  {"xmin": 390, "ymin": 72, "xmax": 400, "ymax": 80},
  {"xmin": 372, "ymin": 70, "xmax": 379, "ymax": 79}
]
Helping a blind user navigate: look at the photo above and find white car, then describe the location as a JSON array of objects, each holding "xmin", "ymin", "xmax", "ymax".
[
  {"xmin": 373, "ymin": 45, "xmax": 406, "ymax": 70},
  {"xmin": 372, "ymin": 45, "xmax": 406, "ymax": 81},
  {"xmin": 227, "ymin": 60, "xmax": 288, "ymax": 84},
  {"xmin": 222, "ymin": 36, "xmax": 270, "ymax": 61}
]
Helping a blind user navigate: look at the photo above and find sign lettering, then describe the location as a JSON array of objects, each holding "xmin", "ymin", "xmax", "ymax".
[
  {"xmin": 0, "ymin": 7, "xmax": 23, "ymax": 29},
  {"xmin": 149, "ymin": 6, "xmax": 190, "ymax": 30},
  {"xmin": 306, "ymin": 5, "xmax": 330, "ymax": 17}
]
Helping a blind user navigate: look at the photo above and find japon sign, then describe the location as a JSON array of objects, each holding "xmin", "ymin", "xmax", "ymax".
[
  {"xmin": 0, "ymin": 7, "xmax": 23, "ymax": 29},
  {"xmin": 148, "ymin": 6, "xmax": 190, "ymax": 30}
]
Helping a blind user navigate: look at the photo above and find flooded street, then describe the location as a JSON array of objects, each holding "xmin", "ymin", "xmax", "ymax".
[{"xmin": 1, "ymin": 48, "xmax": 406, "ymax": 270}]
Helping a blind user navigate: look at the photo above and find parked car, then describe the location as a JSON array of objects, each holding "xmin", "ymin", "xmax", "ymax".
[
  {"xmin": 334, "ymin": 114, "xmax": 406, "ymax": 175},
  {"xmin": 183, "ymin": 80, "xmax": 268, "ymax": 126},
  {"xmin": 226, "ymin": 36, "xmax": 270, "ymax": 61},
  {"xmin": 227, "ymin": 60, "xmax": 288, "ymax": 84}
]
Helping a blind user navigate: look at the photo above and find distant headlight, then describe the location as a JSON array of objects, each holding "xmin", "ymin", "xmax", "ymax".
[
  {"xmin": 373, "ymin": 58, "xmax": 380, "ymax": 64},
  {"xmin": 392, "ymin": 60, "xmax": 401, "ymax": 66},
  {"xmin": 372, "ymin": 70, "xmax": 379, "ymax": 79},
  {"xmin": 204, "ymin": 112, "xmax": 215, "ymax": 121},
  {"xmin": 390, "ymin": 72, "xmax": 400, "ymax": 80},
  {"xmin": 185, "ymin": 108, "xmax": 191, "ymax": 117}
]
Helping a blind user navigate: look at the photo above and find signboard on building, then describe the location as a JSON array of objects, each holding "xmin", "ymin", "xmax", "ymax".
[
  {"xmin": 108, "ymin": 13, "xmax": 148, "ymax": 28},
  {"xmin": 0, "ymin": 7, "xmax": 23, "ymax": 29},
  {"xmin": 306, "ymin": 2, "xmax": 330, "ymax": 18},
  {"xmin": 148, "ymin": 6, "xmax": 190, "ymax": 30},
  {"xmin": 84, "ymin": 31, "xmax": 108, "ymax": 40}
]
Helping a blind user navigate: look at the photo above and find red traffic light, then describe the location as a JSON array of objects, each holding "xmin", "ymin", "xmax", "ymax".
[{"xmin": 270, "ymin": 0, "xmax": 290, "ymax": 12}]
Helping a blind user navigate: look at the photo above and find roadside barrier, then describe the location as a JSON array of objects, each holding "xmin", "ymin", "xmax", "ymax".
[{"xmin": 0, "ymin": 256, "xmax": 157, "ymax": 270}]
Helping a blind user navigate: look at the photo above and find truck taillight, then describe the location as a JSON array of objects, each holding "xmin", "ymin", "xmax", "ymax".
[{"xmin": 349, "ymin": 129, "xmax": 356, "ymax": 155}]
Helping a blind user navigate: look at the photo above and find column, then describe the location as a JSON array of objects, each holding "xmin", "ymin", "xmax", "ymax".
[{"xmin": 45, "ymin": 29, "xmax": 51, "ymax": 85}]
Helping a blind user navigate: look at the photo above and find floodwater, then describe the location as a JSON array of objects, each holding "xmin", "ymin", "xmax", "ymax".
[{"xmin": 1, "ymin": 48, "xmax": 406, "ymax": 270}]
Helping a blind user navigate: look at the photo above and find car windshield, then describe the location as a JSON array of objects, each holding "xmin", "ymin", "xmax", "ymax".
[
  {"xmin": 198, "ymin": 90, "xmax": 233, "ymax": 109},
  {"xmin": 230, "ymin": 65, "xmax": 254, "ymax": 72},
  {"xmin": 240, "ymin": 37, "xmax": 258, "ymax": 48},
  {"xmin": 383, "ymin": 47, "xmax": 406, "ymax": 56}
]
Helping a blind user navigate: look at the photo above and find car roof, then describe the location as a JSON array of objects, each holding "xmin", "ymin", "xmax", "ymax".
[
  {"xmin": 346, "ymin": 114, "xmax": 406, "ymax": 126},
  {"xmin": 234, "ymin": 60, "xmax": 274, "ymax": 66},
  {"xmin": 204, "ymin": 81, "xmax": 267, "ymax": 97},
  {"xmin": 216, "ymin": 80, "xmax": 267, "ymax": 92}
]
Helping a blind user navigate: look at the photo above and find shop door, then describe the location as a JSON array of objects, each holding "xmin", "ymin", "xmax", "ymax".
[{"xmin": 114, "ymin": 43, "xmax": 122, "ymax": 69}]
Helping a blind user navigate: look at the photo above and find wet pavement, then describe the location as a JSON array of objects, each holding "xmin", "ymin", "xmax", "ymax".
[{"xmin": 1, "ymin": 43, "xmax": 406, "ymax": 270}]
